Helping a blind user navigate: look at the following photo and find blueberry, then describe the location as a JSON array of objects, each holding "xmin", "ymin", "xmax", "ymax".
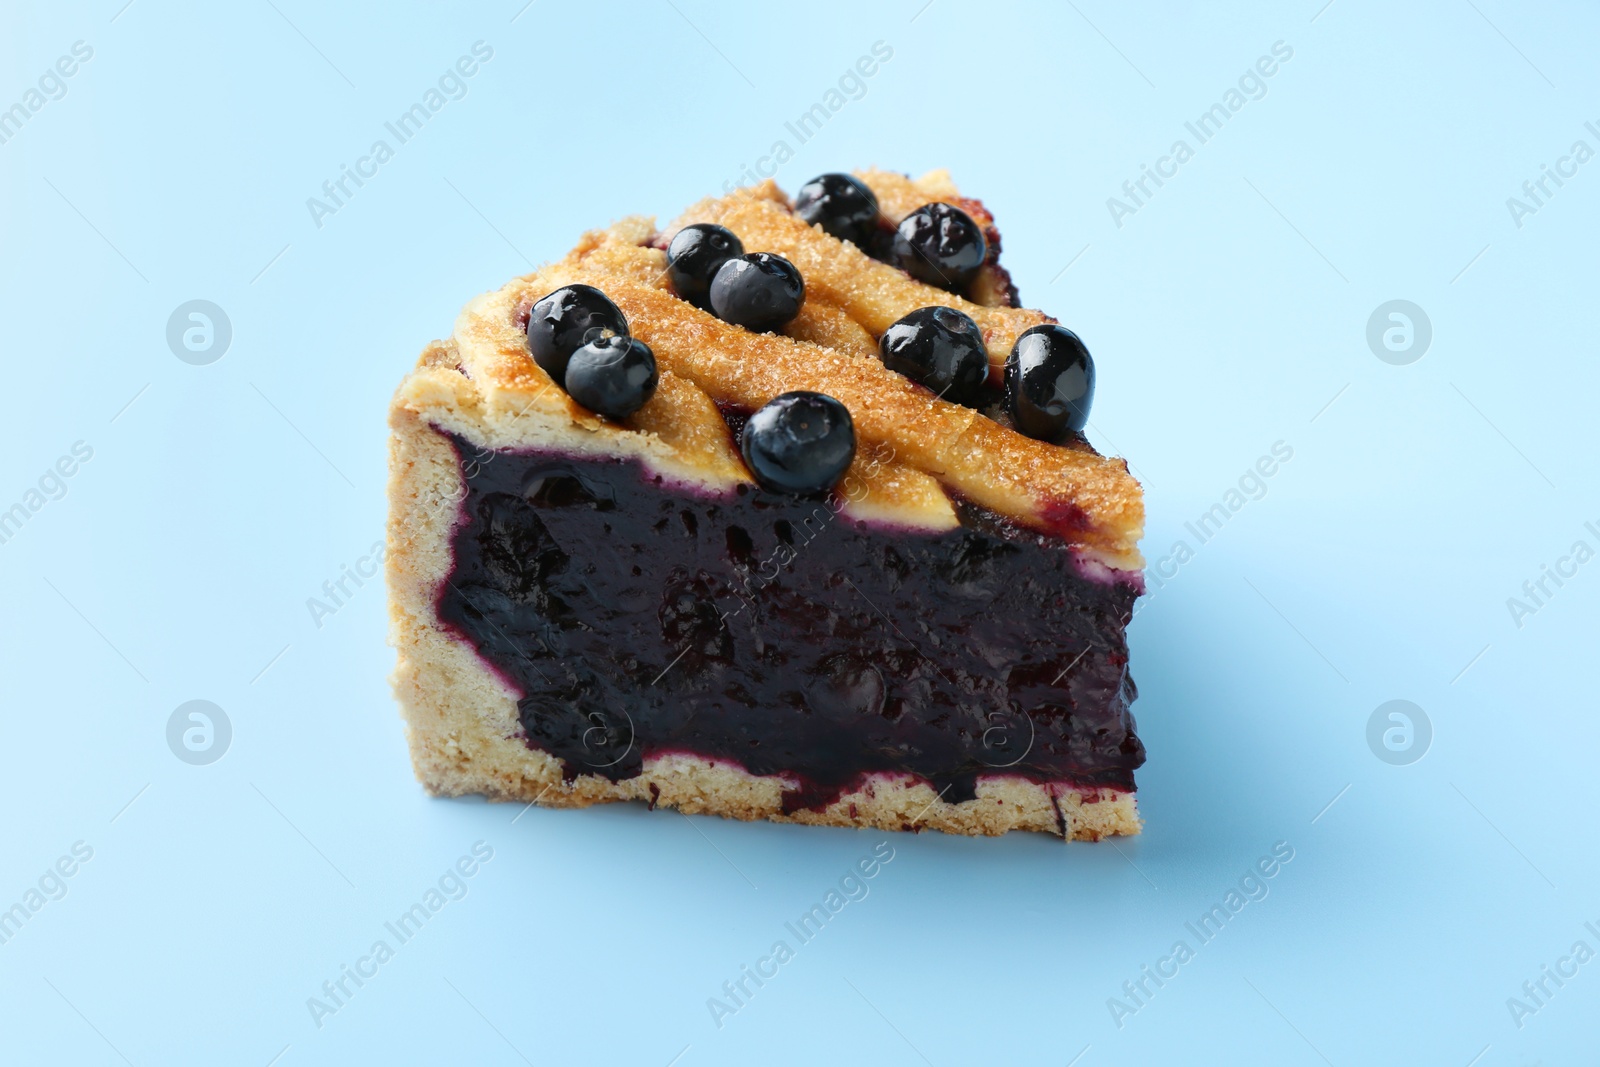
[
  {"xmin": 891, "ymin": 202, "xmax": 987, "ymax": 291},
  {"xmin": 667, "ymin": 223, "xmax": 744, "ymax": 307},
  {"xmin": 878, "ymin": 306, "xmax": 990, "ymax": 404},
  {"xmin": 563, "ymin": 335, "xmax": 659, "ymax": 420},
  {"xmin": 740, "ymin": 391, "xmax": 855, "ymax": 495},
  {"xmin": 793, "ymin": 173, "xmax": 880, "ymax": 248},
  {"xmin": 527, "ymin": 285, "xmax": 630, "ymax": 382},
  {"xmin": 1004, "ymin": 324, "xmax": 1095, "ymax": 440},
  {"xmin": 709, "ymin": 253, "xmax": 805, "ymax": 332}
]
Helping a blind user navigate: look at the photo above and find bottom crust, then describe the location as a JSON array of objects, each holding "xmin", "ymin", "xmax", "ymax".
[{"xmin": 437, "ymin": 752, "xmax": 1138, "ymax": 840}]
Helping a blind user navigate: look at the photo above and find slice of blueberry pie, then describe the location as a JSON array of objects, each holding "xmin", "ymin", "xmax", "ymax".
[{"xmin": 387, "ymin": 169, "xmax": 1147, "ymax": 839}]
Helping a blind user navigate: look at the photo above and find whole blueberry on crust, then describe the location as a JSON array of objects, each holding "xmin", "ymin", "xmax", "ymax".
[
  {"xmin": 563, "ymin": 335, "xmax": 659, "ymax": 420},
  {"xmin": 1004, "ymin": 324, "xmax": 1095, "ymax": 440},
  {"xmin": 891, "ymin": 202, "xmax": 987, "ymax": 292},
  {"xmin": 740, "ymin": 391, "xmax": 856, "ymax": 495},
  {"xmin": 527, "ymin": 284, "xmax": 630, "ymax": 381},
  {"xmin": 793, "ymin": 173, "xmax": 881, "ymax": 248},
  {"xmin": 667, "ymin": 224, "xmax": 744, "ymax": 306},
  {"xmin": 878, "ymin": 305, "xmax": 990, "ymax": 405},
  {"xmin": 709, "ymin": 253, "xmax": 805, "ymax": 333}
]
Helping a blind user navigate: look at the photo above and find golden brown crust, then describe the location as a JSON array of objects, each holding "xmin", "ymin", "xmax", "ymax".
[
  {"xmin": 783, "ymin": 298, "xmax": 880, "ymax": 359},
  {"xmin": 853, "ymin": 167, "xmax": 964, "ymax": 221}
]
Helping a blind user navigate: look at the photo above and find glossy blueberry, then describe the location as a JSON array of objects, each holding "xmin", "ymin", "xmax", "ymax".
[
  {"xmin": 709, "ymin": 253, "xmax": 805, "ymax": 332},
  {"xmin": 890, "ymin": 202, "xmax": 987, "ymax": 291},
  {"xmin": 740, "ymin": 391, "xmax": 856, "ymax": 495},
  {"xmin": 527, "ymin": 284, "xmax": 630, "ymax": 381},
  {"xmin": 878, "ymin": 306, "xmax": 990, "ymax": 405},
  {"xmin": 1004, "ymin": 324, "xmax": 1095, "ymax": 440},
  {"xmin": 666, "ymin": 223, "xmax": 744, "ymax": 307},
  {"xmin": 563, "ymin": 335, "xmax": 659, "ymax": 420},
  {"xmin": 793, "ymin": 173, "xmax": 880, "ymax": 248}
]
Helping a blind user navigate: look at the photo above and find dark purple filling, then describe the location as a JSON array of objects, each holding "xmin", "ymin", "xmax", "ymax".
[{"xmin": 436, "ymin": 434, "xmax": 1144, "ymax": 813}]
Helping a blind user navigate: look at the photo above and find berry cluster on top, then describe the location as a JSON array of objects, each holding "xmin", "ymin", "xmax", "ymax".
[
  {"xmin": 794, "ymin": 172, "xmax": 989, "ymax": 292},
  {"xmin": 523, "ymin": 172, "xmax": 1102, "ymax": 499}
]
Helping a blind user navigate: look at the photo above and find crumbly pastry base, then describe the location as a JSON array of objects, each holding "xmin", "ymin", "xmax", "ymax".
[{"xmin": 388, "ymin": 169, "xmax": 1145, "ymax": 839}]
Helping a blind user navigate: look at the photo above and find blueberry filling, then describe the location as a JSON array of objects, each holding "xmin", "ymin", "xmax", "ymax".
[{"xmin": 436, "ymin": 437, "xmax": 1144, "ymax": 814}]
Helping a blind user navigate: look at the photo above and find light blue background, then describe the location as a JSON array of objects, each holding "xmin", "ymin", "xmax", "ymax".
[{"xmin": 3, "ymin": 1, "xmax": 1597, "ymax": 1063}]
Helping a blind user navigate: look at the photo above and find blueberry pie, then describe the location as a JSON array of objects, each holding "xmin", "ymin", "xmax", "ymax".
[{"xmin": 387, "ymin": 169, "xmax": 1147, "ymax": 838}]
